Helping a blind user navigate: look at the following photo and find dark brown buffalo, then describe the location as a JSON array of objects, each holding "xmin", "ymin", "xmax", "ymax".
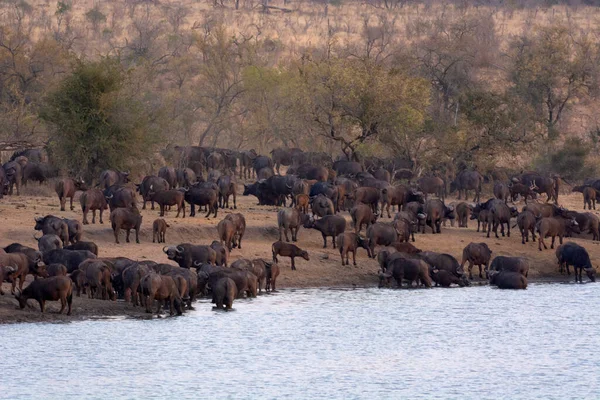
[
  {"xmin": 63, "ymin": 218, "xmax": 83, "ymax": 244},
  {"xmin": 64, "ymin": 241, "xmax": 99, "ymax": 256},
  {"xmin": 303, "ymin": 215, "xmax": 346, "ymax": 248},
  {"xmin": 158, "ymin": 166, "xmax": 177, "ymax": 189},
  {"xmin": 417, "ymin": 176, "xmax": 445, "ymax": 200},
  {"xmin": 389, "ymin": 242, "xmax": 421, "ymax": 254},
  {"xmin": 152, "ymin": 219, "xmax": 169, "ymax": 243},
  {"xmin": 136, "ymin": 176, "xmax": 169, "ymax": 210},
  {"xmin": 15, "ymin": 276, "xmax": 73, "ymax": 315},
  {"xmin": 42, "ymin": 249, "xmax": 96, "ymax": 273},
  {"xmin": 167, "ymin": 267, "xmax": 198, "ymax": 308},
  {"xmin": 148, "ymin": 189, "xmax": 186, "ymax": 218},
  {"xmin": 508, "ymin": 181, "xmax": 538, "ymax": 204},
  {"xmin": 46, "ymin": 263, "xmax": 68, "ymax": 277},
  {"xmin": 337, "ymin": 232, "xmax": 370, "ymax": 266},
  {"xmin": 489, "ymin": 256, "xmax": 529, "ymax": 277},
  {"xmin": 514, "ymin": 210, "xmax": 537, "ymax": 244},
  {"xmin": 311, "ymin": 194, "xmax": 335, "ymax": 218},
  {"xmin": 418, "ymin": 251, "xmax": 465, "ymax": 280},
  {"xmin": 230, "ymin": 259, "xmax": 265, "ymax": 295},
  {"xmin": 265, "ymin": 262, "xmax": 280, "ymax": 292},
  {"xmin": 110, "ymin": 208, "xmax": 142, "ymax": 244},
  {"xmin": 556, "ymin": 242, "xmax": 596, "ymax": 283},
  {"xmin": 366, "ymin": 223, "xmax": 398, "ymax": 257},
  {"xmin": 34, "ymin": 233, "xmax": 62, "ymax": 253},
  {"xmin": 217, "ymin": 218, "xmax": 236, "ymax": 251},
  {"xmin": 295, "ymin": 194, "xmax": 310, "ymax": 214},
  {"xmin": 493, "ymin": 182, "xmax": 511, "ymax": 204},
  {"xmin": 422, "ymin": 199, "xmax": 454, "ymax": 234},
  {"xmin": 351, "ymin": 204, "xmax": 377, "ymax": 234},
  {"xmin": 217, "ymin": 175, "xmax": 237, "ymax": 210},
  {"xmin": 561, "ymin": 210, "xmax": 600, "ymax": 241},
  {"xmin": 473, "ymin": 199, "xmax": 516, "ymax": 239},
  {"xmin": 523, "ymin": 203, "xmax": 561, "ymax": 219},
  {"xmin": 213, "ymin": 277, "xmax": 237, "ymax": 310},
  {"xmin": 164, "ymin": 244, "xmax": 217, "ymax": 268},
  {"xmin": 104, "ymin": 185, "xmax": 137, "ymax": 212},
  {"xmin": 253, "ymin": 155, "xmax": 274, "ymax": 177},
  {"xmin": 277, "ymin": 208, "xmax": 307, "ymax": 242},
  {"xmin": 141, "ymin": 272, "xmax": 183, "ymax": 316},
  {"xmin": 379, "ymin": 185, "xmax": 423, "ymax": 218},
  {"xmin": 537, "ymin": 216, "xmax": 580, "ymax": 251},
  {"xmin": 99, "ymin": 170, "xmax": 130, "ymax": 189},
  {"xmin": 55, "ymin": 178, "xmax": 86, "ymax": 211},
  {"xmin": 272, "ymin": 241, "xmax": 309, "ymax": 270},
  {"xmin": 184, "ymin": 186, "xmax": 218, "ymax": 218},
  {"xmin": 0, "ymin": 252, "xmax": 34, "ymax": 294},
  {"xmin": 393, "ymin": 217, "xmax": 414, "ymax": 243},
  {"xmin": 513, "ymin": 173, "xmax": 559, "ymax": 204},
  {"xmin": 332, "ymin": 160, "xmax": 363, "ymax": 176},
  {"xmin": 256, "ymin": 167, "xmax": 274, "ymax": 180},
  {"xmin": 80, "ymin": 189, "xmax": 108, "ymax": 225},
  {"xmin": 121, "ymin": 263, "xmax": 151, "ymax": 305},
  {"xmin": 210, "ymin": 240, "xmax": 229, "ymax": 267},
  {"xmin": 379, "ymin": 257, "xmax": 432, "ymax": 288},
  {"xmin": 455, "ymin": 202, "xmax": 472, "ymax": 228},
  {"xmin": 3, "ymin": 156, "xmax": 27, "ymax": 195},
  {"xmin": 81, "ymin": 261, "xmax": 115, "ymax": 300},
  {"xmin": 176, "ymin": 168, "xmax": 197, "ymax": 188},
  {"xmin": 347, "ymin": 187, "xmax": 380, "ymax": 214},
  {"xmin": 431, "ymin": 269, "xmax": 469, "ymax": 287},
  {"xmin": 460, "ymin": 242, "xmax": 492, "ymax": 279},
  {"xmin": 489, "ymin": 271, "xmax": 527, "ymax": 289},
  {"xmin": 225, "ymin": 213, "xmax": 246, "ymax": 249},
  {"xmin": 3, "ymin": 244, "xmax": 46, "ymax": 279},
  {"xmin": 239, "ymin": 149, "xmax": 257, "ymax": 179},
  {"xmin": 451, "ymin": 170, "xmax": 483, "ymax": 202},
  {"xmin": 34, "ymin": 215, "xmax": 69, "ymax": 246}
]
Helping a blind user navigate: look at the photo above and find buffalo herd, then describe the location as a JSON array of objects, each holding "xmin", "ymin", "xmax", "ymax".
[{"xmin": 0, "ymin": 146, "xmax": 597, "ymax": 317}]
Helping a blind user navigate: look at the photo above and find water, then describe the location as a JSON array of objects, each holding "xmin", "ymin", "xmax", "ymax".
[{"xmin": 1, "ymin": 284, "xmax": 599, "ymax": 399}]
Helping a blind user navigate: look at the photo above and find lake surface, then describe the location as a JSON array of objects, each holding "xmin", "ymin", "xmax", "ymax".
[{"xmin": 1, "ymin": 284, "xmax": 599, "ymax": 399}]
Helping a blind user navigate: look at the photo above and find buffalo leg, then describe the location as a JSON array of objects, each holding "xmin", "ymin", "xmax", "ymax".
[
  {"xmin": 39, "ymin": 299, "xmax": 45, "ymax": 313},
  {"xmin": 507, "ymin": 222, "xmax": 510, "ymax": 237},
  {"xmin": 291, "ymin": 257, "xmax": 296, "ymax": 270},
  {"xmin": 99, "ymin": 209, "xmax": 104, "ymax": 224},
  {"xmin": 351, "ymin": 250, "xmax": 356, "ymax": 266},
  {"xmin": 233, "ymin": 193, "xmax": 237, "ymax": 209},
  {"xmin": 91, "ymin": 209, "xmax": 96, "ymax": 224},
  {"xmin": 59, "ymin": 196, "xmax": 66, "ymax": 211},
  {"xmin": 125, "ymin": 229, "xmax": 131, "ymax": 243},
  {"xmin": 550, "ymin": 236, "xmax": 555, "ymax": 249},
  {"xmin": 59, "ymin": 296, "xmax": 66, "ymax": 314},
  {"xmin": 70, "ymin": 196, "xmax": 74, "ymax": 211},
  {"xmin": 135, "ymin": 228, "xmax": 140, "ymax": 244},
  {"xmin": 322, "ymin": 234, "xmax": 327, "ymax": 248}
]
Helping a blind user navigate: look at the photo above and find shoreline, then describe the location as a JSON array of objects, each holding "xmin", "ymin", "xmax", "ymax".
[{"xmin": 0, "ymin": 277, "xmax": 581, "ymax": 325}]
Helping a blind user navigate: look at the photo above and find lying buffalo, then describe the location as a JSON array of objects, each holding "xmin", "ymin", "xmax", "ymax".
[{"xmin": 489, "ymin": 271, "xmax": 527, "ymax": 289}]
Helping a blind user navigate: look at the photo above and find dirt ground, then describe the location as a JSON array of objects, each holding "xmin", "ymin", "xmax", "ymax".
[{"xmin": 0, "ymin": 181, "xmax": 597, "ymax": 324}]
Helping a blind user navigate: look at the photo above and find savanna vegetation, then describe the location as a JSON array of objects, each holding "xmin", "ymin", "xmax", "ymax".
[{"xmin": 2, "ymin": 0, "xmax": 600, "ymax": 179}]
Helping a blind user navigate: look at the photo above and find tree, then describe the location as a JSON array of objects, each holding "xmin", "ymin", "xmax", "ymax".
[
  {"xmin": 40, "ymin": 58, "xmax": 160, "ymax": 181},
  {"xmin": 297, "ymin": 57, "xmax": 429, "ymax": 160},
  {"xmin": 508, "ymin": 25, "xmax": 597, "ymax": 140}
]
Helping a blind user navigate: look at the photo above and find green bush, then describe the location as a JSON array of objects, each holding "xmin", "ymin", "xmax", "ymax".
[{"xmin": 40, "ymin": 58, "xmax": 159, "ymax": 182}]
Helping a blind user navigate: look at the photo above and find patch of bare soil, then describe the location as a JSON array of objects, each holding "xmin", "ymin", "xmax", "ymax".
[{"xmin": 1, "ymin": 183, "xmax": 597, "ymax": 324}]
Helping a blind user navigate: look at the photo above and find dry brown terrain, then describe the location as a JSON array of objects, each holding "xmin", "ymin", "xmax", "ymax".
[{"xmin": 0, "ymin": 180, "xmax": 597, "ymax": 323}]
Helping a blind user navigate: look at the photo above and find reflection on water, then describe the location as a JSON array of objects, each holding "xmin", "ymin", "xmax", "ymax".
[{"xmin": 1, "ymin": 284, "xmax": 599, "ymax": 399}]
